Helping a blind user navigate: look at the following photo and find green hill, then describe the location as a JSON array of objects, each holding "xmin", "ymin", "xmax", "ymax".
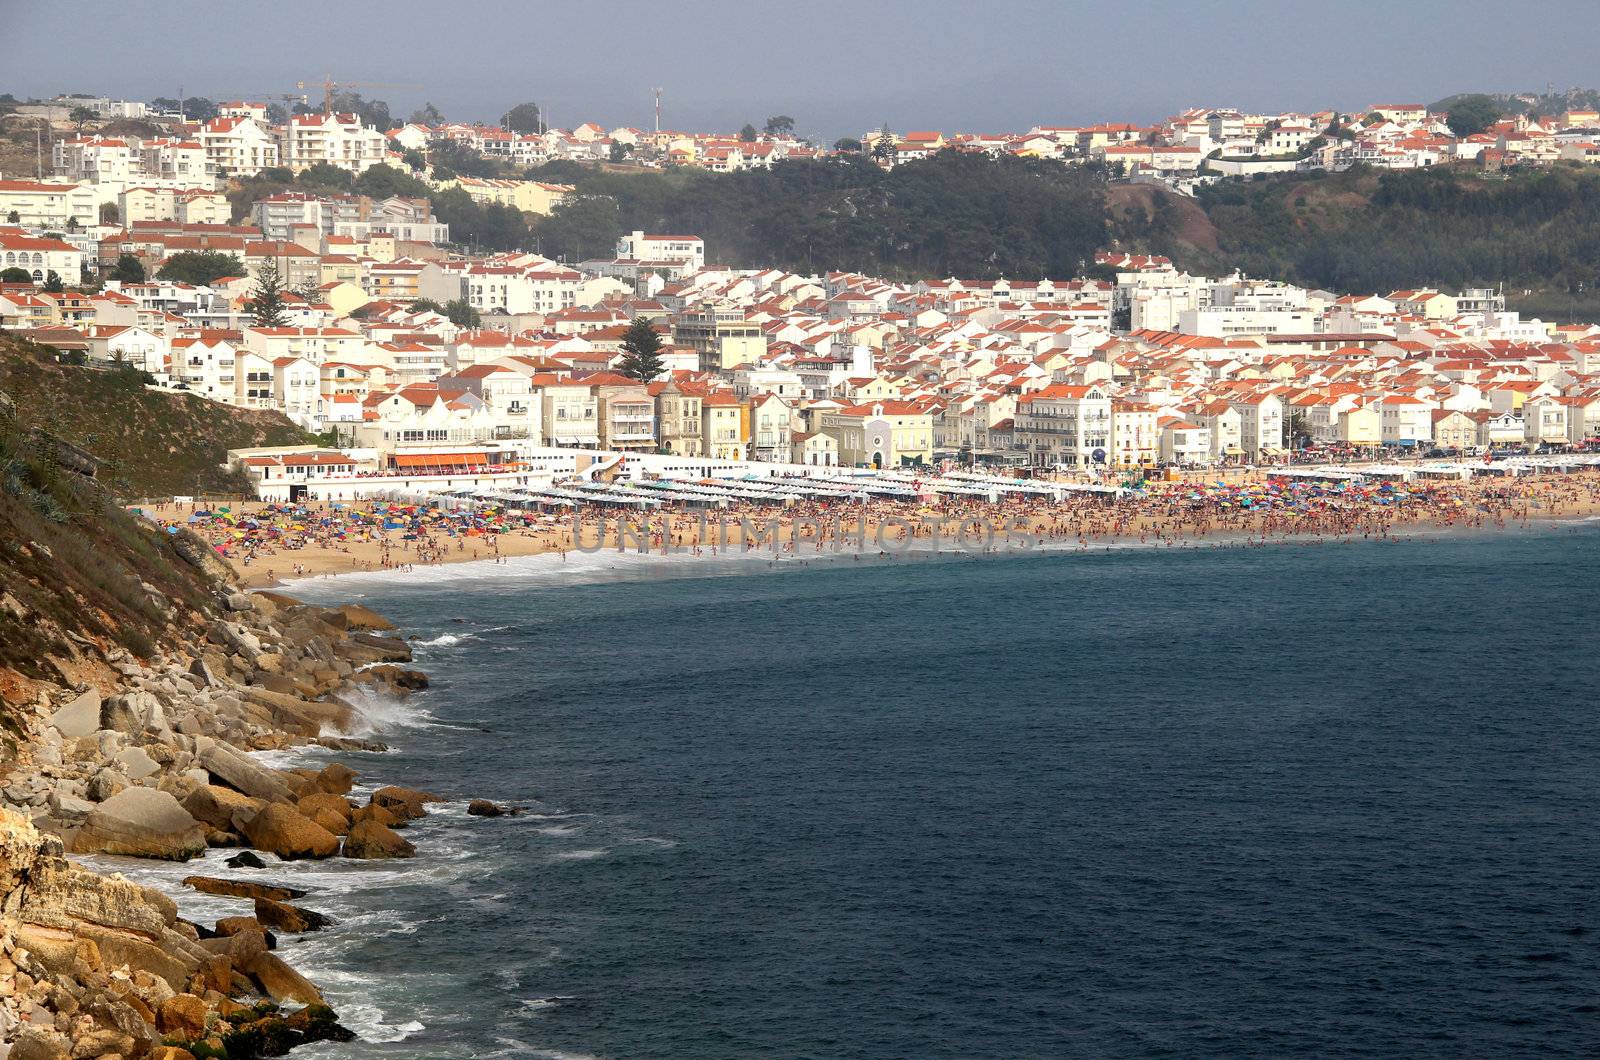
[
  {"xmin": 1134, "ymin": 163, "xmax": 1600, "ymax": 321},
  {"xmin": 0, "ymin": 338, "xmax": 312, "ymax": 498}
]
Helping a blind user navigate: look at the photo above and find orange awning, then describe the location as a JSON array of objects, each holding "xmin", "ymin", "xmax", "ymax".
[{"xmin": 392, "ymin": 452, "xmax": 489, "ymax": 468}]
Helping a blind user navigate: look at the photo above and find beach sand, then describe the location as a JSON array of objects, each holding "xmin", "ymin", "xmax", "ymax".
[{"xmin": 137, "ymin": 471, "xmax": 1600, "ymax": 589}]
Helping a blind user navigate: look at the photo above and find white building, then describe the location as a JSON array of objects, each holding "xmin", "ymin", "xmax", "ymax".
[
  {"xmin": 615, "ymin": 230, "xmax": 705, "ymax": 273},
  {"xmin": 280, "ymin": 113, "xmax": 388, "ymax": 174},
  {"xmin": 0, "ymin": 180, "xmax": 98, "ymax": 227}
]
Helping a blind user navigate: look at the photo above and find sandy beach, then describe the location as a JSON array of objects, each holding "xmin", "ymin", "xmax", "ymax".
[{"xmin": 133, "ymin": 468, "xmax": 1600, "ymax": 588}]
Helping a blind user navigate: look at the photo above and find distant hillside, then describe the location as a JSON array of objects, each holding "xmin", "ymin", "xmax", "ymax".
[
  {"xmin": 1132, "ymin": 164, "xmax": 1600, "ymax": 321},
  {"xmin": 1429, "ymin": 88, "xmax": 1600, "ymax": 119},
  {"xmin": 0, "ymin": 339, "xmax": 312, "ymax": 497},
  {"xmin": 524, "ymin": 153, "xmax": 1112, "ymax": 280}
]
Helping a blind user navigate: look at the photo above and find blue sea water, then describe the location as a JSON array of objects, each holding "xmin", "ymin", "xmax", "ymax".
[{"xmin": 252, "ymin": 525, "xmax": 1600, "ymax": 1057}]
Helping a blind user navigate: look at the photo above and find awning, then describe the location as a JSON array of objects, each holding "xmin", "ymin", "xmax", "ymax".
[
  {"xmin": 1223, "ymin": 445, "xmax": 1245, "ymax": 455},
  {"xmin": 393, "ymin": 452, "xmax": 489, "ymax": 468}
]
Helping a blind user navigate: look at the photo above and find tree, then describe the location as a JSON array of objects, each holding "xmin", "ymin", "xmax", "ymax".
[
  {"xmin": 411, "ymin": 101, "xmax": 445, "ymax": 125},
  {"xmin": 99, "ymin": 202, "xmax": 120, "ymax": 225},
  {"xmin": 530, "ymin": 193, "xmax": 621, "ymax": 260},
  {"xmin": 401, "ymin": 148, "xmax": 427, "ymax": 171},
  {"xmin": 69, "ymin": 105, "xmax": 95, "ymax": 130},
  {"xmin": 609, "ymin": 142, "xmax": 634, "ymax": 163},
  {"xmin": 182, "ymin": 97, "xmax": 218, "ymax": 121},
  {"xmin": 1288, "ymin": 411, "xmax": 1311, "ymax": 449},
  {"xmin": 739, "ymin": 124, "xmax": 758, "ymax": 142},
  {"xmin": 353, "ymin": 162, "xmax": 431, "ymax": 199},
  {"xmin": 834, "ymin": 137, "xmax": 863, "ymax": 153},
  {"xmin": 298, "ymin": 161, "xmax": 353, "ymax": 191},
  {"xmin": 156, "ymin": 251, "xmax": 244, "ymax": 287},
  {"xmin": 763, "ymin": 115, "xmax": 795, "ymax": 138},
  {"xmin": 43, "ymin": 271, "xmax": 64, "ymax": 293},
  {"xmin": 248, "ymin": 260, "xmax": 291, "ymax": 327},
  {"xmin": 293, "ymin": 277, "xmax": 324, "ymax": 304},
  {"xmin": 0, "ymin": 267, "xmax": 32, "ymax": 283},
  {"xmin": 149, "ymin": 97, "xmax": 180, "ymax": 114},
  {"xmin": 870, "ymin": 134, "xmax": 895, "ymax": 161},
  {"xmin": 429, "ymin": 138, "xmax": 498, "ymax": 180},
  {"xmin": 1446, "ymin": 94, "xmax": 1503, "ymax": 138},
  {"xmin": 617, "ymin": 317, "xmax": 666, "ymax": 381},
  {"xmin": 5, "ymin": 211, "xmax": 18, "ymax": 224},
  {"xmin": 442, "ymin": 298, "xmax": 481, "ymax": 328},
  {"xmin": 502, "ymin": 102, "xmax": 543, "ymax": 135},
  {"xmin": 1362, "ymin": 112, "xmax": 1385, "ymax": 127},
  {"xmin": 110, "ymin": 254, "xmax": 145, "ymax": 283},
  {"xmin": 409, "ymin": 298, "xmax": 443, "ymax": 314}
]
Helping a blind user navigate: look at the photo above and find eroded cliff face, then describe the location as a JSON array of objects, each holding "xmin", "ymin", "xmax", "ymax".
[
  {"xmin": 0, "ymin": 583, "xmax": 434, "ymax": 1058},
  {"xmin": 0, "ymin": 386, "xmax": 444, "ymax": 1058}
]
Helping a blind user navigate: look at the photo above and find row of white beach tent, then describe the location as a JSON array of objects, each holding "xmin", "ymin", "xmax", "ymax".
[{"xmin": 410, "ymin": 468, "xmax": 1136, "ymax": 511}]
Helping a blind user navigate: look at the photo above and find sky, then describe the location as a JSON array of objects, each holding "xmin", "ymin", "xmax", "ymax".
[{"xmin": 6, "ymin": 0, "xmax": 1599, "ymax": 140}]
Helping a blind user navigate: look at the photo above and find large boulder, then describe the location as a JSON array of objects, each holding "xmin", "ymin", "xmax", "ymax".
[
  {"xmin": 243, "ymin": 950, "xmax": 325, "ymax": 1006},
  {"xmin": 182, "ymin": 784, "xmax": 265, "ymax": 832},
  {"xmin": 115, "ymin": 744, "xmax": 161, "ymax": 781},
  {"xmin": 342, "ymin": 818, "xmax": 416, "ymax": 859},
  {"xmin": 254, "ymin": 896, "xmax": 332, "ymax": 933},
  {"xmin": 337, "ymin": 602, "xmax": 396, "ymax": 631},
  {"xmin": 157, "ymin": 993, "xmax": 210, "ymax": 1041},
  {"xmin": 198, "ymin": 743, "xmax": 295, "ymax": 804},
  {"xmin": 240, "ymin": 804, "xmax": 340, "ymax": 860},
  {"xmin": 46, "ymin": 689, "xmax": 101, "ymax": 738},
  {"xmin": 369, "ymin": 785, "xmax": 436, "ymax": 822},
  {"xmin": 72, "ymin": 788, "xmax": 207, "ymax": 860},
  {"xmin": 181, "ymin": 875, "xmax": 305, "ymax": 901},
  {"xmin": 467, "ymin": 799, "xmax": 524, "ymax": 818},
  {"xmin": 315, "ymin": 762, "xmax": 357, "ymax": 796}
]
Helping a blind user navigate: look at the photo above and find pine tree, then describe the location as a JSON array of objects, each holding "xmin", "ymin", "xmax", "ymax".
[
  {"xmin": 617, "ymin": 318, "xmax": 666, "ymax": 381},
  {"xmin": 249, "ymin": 260, "xmax": 290, "ymax": 328}
]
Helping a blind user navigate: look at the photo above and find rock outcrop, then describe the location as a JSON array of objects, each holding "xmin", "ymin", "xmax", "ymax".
[
  {"xmin": 70, "ymin": 787, "xmax": 208, "ymax": 860},
  {"xmin": 341, "ymin": 818, "xmax": 417, "ymax": 859},
  {"xmin": 0, "ymin": 581, "xmax": 440, "ymax": 1057}
]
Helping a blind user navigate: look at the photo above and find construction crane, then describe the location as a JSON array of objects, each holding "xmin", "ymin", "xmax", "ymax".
[{"xmin": 296, "ymin": 76, "xmax": 422, "ymax": 115}]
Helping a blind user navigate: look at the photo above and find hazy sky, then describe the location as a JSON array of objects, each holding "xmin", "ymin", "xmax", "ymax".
[{"xmin": 7, "ymin": 0, "xmax": 1598, "ymax": 139}]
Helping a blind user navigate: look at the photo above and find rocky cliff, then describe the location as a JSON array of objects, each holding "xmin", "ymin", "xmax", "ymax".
[{"xmin": 0, "ymin": 384, "xmax": 441, "ymax": 1058}]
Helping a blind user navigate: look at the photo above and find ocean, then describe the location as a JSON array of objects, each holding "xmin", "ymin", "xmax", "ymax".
[{"xmin": 122, "ymin": 524, "xmax": 1600, "ymax": 1058}]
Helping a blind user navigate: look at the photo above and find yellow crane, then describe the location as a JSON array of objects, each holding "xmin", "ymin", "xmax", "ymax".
[{"xmin": 296, "ymin": 76, "xmax": 422, "ymax": 115}]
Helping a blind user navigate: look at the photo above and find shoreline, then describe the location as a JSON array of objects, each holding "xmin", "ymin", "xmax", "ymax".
[
  {"xmin": 0, "ymin": 574, "xmax": 498, "ymax": 1058},
  {"xmin": 181, "ymin": 469, "xmax": 1600, "ymax": 591}
]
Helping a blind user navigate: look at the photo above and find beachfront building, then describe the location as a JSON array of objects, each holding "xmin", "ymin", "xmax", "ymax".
[
  {"xmin": 537, "ymin": 377, "xmax": 601, "ymax": 448},
  {"xmin": 652, "ymin": 378, "xmax": 706, "ymax": 456},
  {"xmin": 1013, "ymin": 384, "xmax": 1113, "ymax": 467},
  {"xmin": 1522, "ymin": 396, "xmax": 1568, "ymax": 446},
  {"xmin": 1229, "ymin": 394, "xmax": 1285, "ymax": 461},
  {"xmin": 1110, "ymin": 401, "xmax": 1160, "ymax": 468},
  {"xmin": 816, "ymin": 401, "xmax": 934, "ymax": 468},
  {"xmin": 1379, "ymin": 396, "xmax": 1434, "ymax": 448},
  {"xmin": 701, "ymin": 392, "xmax": 750, "ymax": 461},
  {"xmin": 1158, "ymin": 419, "xmax": 1212, "ymax": 465}
]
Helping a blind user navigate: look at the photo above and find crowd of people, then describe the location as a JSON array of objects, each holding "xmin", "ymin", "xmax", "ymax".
[{"xmin": 135, "ymin": 468, "xmax": 1600, "ymax": 581}]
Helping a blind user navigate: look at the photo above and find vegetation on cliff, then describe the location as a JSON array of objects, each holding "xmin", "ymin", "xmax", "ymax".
[
  {"xmin": 0, "ymin": 386, "xmax": 217, "ymax": 721},
  {"xmin": 0, "ymin": 338, "xmax": 311, "ymax": 497},
  {"xmin": 1134, "ymin": 164, "xmax": 1600, "ymax": 320}
]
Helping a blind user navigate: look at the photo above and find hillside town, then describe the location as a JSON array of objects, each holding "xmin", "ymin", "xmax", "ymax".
[{"xmin": 4, "ymin": 92, "xmax": 1600, "ymax": 498}]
